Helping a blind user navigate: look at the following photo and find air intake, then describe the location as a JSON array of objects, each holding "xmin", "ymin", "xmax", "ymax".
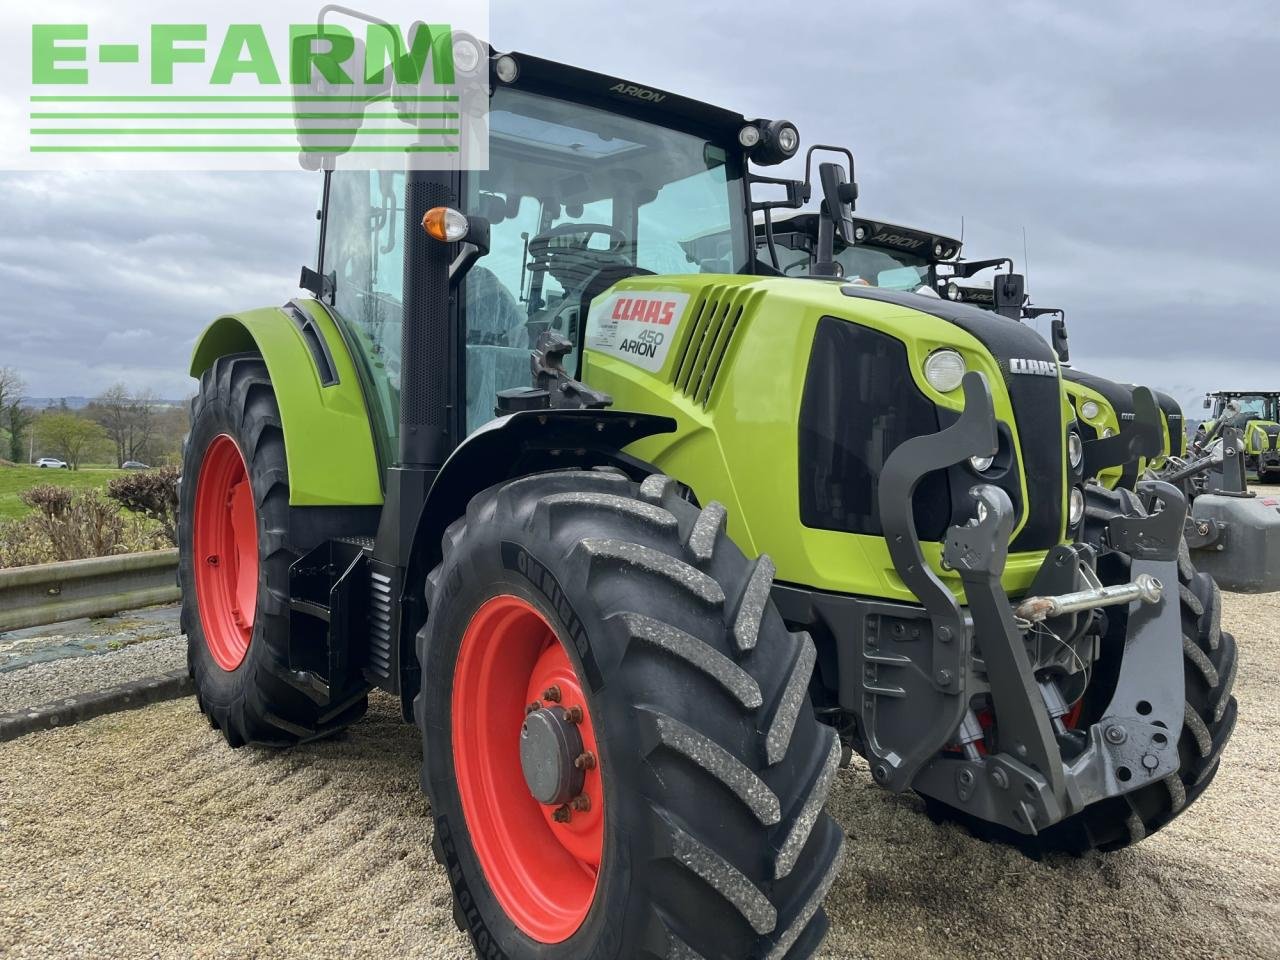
[{"xmin": 670, "ymin": 284, "xmax": 759, "ymax": 407}]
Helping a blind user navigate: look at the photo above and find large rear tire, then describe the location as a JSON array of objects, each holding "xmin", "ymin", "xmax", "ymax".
[
  {"xmin": 179, "ymin": 353, "xmax": 367, "ymax": 747},
  {"xmin": 923, "ymin": 538, "xmax": 1237, "ymax": 854},
  {"xmin": 417, "ymin": 470, "xmax": 845, "ymax": 960}
]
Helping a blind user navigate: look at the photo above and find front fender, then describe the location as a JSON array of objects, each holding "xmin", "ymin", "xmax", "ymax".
[
  {"xmin": 403, "ymin": 409, "xmax": 676, "ymax": 601},
  {"xmin": 190, "ymin": 299, "xmax": 382, "ymax": 507}
]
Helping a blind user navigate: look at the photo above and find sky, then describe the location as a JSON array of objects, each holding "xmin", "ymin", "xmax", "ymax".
[{"xmin": 0, "ymin": 0, "xmax": 1275, "ymax": 418}]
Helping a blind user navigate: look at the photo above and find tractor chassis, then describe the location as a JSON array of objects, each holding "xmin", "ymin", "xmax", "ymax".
[{"xmin": 777, "ymin": 373, "xmax": 1188, "ymax": 836}]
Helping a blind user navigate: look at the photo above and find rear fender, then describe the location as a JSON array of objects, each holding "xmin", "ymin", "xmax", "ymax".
[{"xmin": 190, "ymin": 299, "xmax": 382, "ymax": 507}]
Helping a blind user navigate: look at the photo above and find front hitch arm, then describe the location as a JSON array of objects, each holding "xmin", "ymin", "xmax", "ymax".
[{"xmin": 865, "ymin": 371, "xmax": 998, "ymax": 792}]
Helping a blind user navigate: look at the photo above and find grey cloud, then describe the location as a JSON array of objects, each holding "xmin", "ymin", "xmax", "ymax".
[{"xmin": 1, "ymin": 0, "xmax": 1276, "ymax": 410}]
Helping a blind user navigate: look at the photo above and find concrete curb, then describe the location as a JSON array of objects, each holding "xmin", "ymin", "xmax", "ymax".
[{"xmin": 0, "ymin": 669, "xmax": 194, "ymax": 742}]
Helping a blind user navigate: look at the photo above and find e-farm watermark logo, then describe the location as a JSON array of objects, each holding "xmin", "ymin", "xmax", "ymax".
[{"xmin": 0, "ymin": 1, "xmax": 489, "ymax": 170}]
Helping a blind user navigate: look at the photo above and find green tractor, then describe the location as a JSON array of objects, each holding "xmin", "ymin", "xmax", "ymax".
[
  {"xmin": 1195, "ymin": 391, "xmax": 1280, "ymax": 481},
  {"xmin": 180, "ymin": 48, "xmax": 1238, "ymax": 960}
]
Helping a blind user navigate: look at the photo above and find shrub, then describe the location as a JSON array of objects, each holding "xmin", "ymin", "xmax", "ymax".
[
  {"xmin": 20, "ymin": 483, "xmax": 74, "ymax": 519},
  {"xmin": 0, "ymin": 487, "xmax": 168, "ymax": 566},
  {"xmin": 107, "ymin": 466, "xmax": 180, "ymax": 545}
]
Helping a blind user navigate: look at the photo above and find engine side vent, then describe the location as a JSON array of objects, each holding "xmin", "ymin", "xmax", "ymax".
[
  {"xmin": 670, "ymin": 285, "xmax": 759, "ymax": 407},
  {"xmin": 367, "ymin": 568, "xmax": 394, "ymax": 681}
]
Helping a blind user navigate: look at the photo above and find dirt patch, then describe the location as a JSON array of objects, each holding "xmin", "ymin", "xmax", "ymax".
[{"xmin": 1, "ymin": 594, "xmax": 1276, "ymax": 960}]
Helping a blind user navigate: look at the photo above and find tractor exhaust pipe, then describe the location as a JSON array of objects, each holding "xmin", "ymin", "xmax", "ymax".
[{"xmin": 400, "ymin": 173, "xmax": 456, "ymax": 469}]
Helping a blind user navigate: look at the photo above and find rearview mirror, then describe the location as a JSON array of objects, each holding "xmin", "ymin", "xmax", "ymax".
[
  {"xmin": 818, "ymin": 162, "xmax": 857, "ymax": 246},
  {"xmin": 992, "ymin": 273, "xmax": 1026, "ymax": 319},
  {"xmin": 1050, "ymin": 316, "xmax": 1070, "ymax": 363}
]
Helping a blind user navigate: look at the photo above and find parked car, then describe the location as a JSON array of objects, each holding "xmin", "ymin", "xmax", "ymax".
[
  {"xmin": 122, "ymin": 460, "xmax": 150, "ymax": 469},
  {"xmin": 35, "ymin": 458, "xmax": 68, "ymax": 469}
]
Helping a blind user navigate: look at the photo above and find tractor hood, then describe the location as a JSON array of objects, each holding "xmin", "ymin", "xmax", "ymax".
[{"xmin": 581, "ymin": 274, "xmax": 1072, "ymax": 601}]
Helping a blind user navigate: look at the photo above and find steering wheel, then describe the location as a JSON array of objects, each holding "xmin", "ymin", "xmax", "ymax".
[{"xmin": 527, "ymin": 222, "xmax": 627, "ymax": 260}]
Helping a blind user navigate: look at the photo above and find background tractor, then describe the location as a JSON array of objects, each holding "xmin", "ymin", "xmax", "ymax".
[
  {"xmin": 179, "ymin": 45, "xmax": 1239, "ymax": 960},
  {"xmin": 1195, "ymin": 391, "xmax": 1280, "ymax": 481}
]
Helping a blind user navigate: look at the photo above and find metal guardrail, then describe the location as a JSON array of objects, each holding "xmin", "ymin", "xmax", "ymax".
[{"xmin": 0, "ymin": 550, "xmax": 180, "ymax": 632}]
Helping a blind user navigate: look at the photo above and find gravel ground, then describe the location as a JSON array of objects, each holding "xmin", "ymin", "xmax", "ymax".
[
  {"xmin": 0, "ymin": 634, "xmax": 186, "ymax": 714},
  {"xmin": 1, "ymin": 598, "xmax": 1276, "ymax": 959}
]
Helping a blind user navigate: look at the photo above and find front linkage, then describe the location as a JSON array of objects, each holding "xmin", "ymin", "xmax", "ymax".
[{"xmin": 868, "ymin": 372, "xmax": 1186, "ymax": 835}]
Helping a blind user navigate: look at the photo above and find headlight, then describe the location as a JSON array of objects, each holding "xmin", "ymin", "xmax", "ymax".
[
  {"xmin": 738, "ymin": 124, "xmax": 761, "ymax": 149},
  {"xmin": 1080, "ymin": 399, "xmax": 1100, "ymax": 421},
  {"xmin": 1068, "ymin": 431, "xmax": 1084, "ymax": 469},
  {"xmin": 946, "ymin": 282, "xmax": 962, "ymax": 301},
  {"xmin": 1069, "ymin": 487, "xmax": 1085, "ymax": 526},
  {"xmin": 923, "ymin": 349, "xmax": 966, "ymax": 393},
  {"xmin": 970, "ymin": 454, "xmax": 995, "ymax": 472},
  {"xmin": 1101, "ymin": 427, "xmax": 1116, "ymax": 439}
]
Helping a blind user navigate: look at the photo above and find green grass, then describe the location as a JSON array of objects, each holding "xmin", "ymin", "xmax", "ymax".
[{"xmin": 0, "ymin": 465, "xmax": 127, "ymax": 519}]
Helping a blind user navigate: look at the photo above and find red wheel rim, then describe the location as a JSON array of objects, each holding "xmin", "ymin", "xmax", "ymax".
[
  {"xmin": 452, "ymin": 595, "xmax": 604, "ymax": 943},
  {"xmin": 192, "ymin": 434, "xmax": 258, "ymax": 672}
]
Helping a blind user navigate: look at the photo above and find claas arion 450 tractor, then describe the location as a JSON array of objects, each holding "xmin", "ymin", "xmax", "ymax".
[{"xmin": 179, "ymin": 47, "xmax": 1238, "ymax": 960}]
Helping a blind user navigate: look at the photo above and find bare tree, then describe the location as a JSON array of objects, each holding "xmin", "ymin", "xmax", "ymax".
[
  {"xmin": 0, "ymin": 367, "xmax": 22, "ymax": 416},
  {"xmin": 90, "ymin": 385, "xmax": 159, "ymax": 467},
  {"xmin": 91, "ymin": 384, "xmax": 132, "ymax": 467},
  {"xmin": 0, "ymin": 367, "xmax": 24, "ymax": 462}
]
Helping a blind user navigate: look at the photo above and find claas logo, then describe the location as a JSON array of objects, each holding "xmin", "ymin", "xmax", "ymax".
[{"xmin": 612, "ymin": 297, "xmax": 678, "ymax": 325}]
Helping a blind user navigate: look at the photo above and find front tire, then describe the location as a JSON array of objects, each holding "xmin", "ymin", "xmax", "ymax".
[
  {"xmin": 417, "ymin": 470, "xmax": 845, "ymax": 960},
  {"xmin": 179, "ymin": 353, "xmax": 367, "ymax": 747}
]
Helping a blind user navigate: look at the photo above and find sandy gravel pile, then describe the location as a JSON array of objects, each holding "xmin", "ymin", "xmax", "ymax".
[{"xmin": 2, "ymin": 593, "xmax": 1276, "ymax": 959}]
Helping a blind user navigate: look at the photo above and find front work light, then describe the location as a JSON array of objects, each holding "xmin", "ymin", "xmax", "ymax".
[
  {"xmin": 744, "ymin": 119, "xmax": 800, "ymax": 165},
  {"xmin": 923, "ymin": 349, "xmax": 966, "ymax": 393},
  {"xmin": 494, "ymin": 54, "xmax": 520, "ymax": 84}
]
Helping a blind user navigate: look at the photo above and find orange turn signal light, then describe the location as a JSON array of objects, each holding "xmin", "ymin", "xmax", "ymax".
[{"xmin": 422, "ymin": 206, "xmax": 470, "ymax": 243}]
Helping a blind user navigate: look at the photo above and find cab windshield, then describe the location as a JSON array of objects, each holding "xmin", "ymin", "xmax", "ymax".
[
  {"xmin": 1220, "ymin": 395, "xmax": 1278, "ymax": 421},
  {"xmin": 462, "ymin": 88, "xmax": 749, "ymax": 429},
  {"xmin": 762, "ymin": 227, "xmax": 931, "ymax": 291}
]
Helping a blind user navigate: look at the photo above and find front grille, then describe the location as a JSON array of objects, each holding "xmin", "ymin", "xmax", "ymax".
[
  {"xmin": 798, "ymin": 318, "xmax": 951, "ymax": 539},
  {"xmin": 670, "ymin": 284, "xmax": 759, "ymax": 407},
  {"xmin": 1063, "ymin": 368, "xmax": 1139, "ymax": 489},
  {"xmin": 839, "ymin": 286, "xmax": 1067, "ymax": 552}
]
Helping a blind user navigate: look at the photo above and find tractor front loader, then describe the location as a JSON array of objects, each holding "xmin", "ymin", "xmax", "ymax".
[{"xmin": 180, "ymin": 45, "xmax": 1238, "ymax": 960}]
